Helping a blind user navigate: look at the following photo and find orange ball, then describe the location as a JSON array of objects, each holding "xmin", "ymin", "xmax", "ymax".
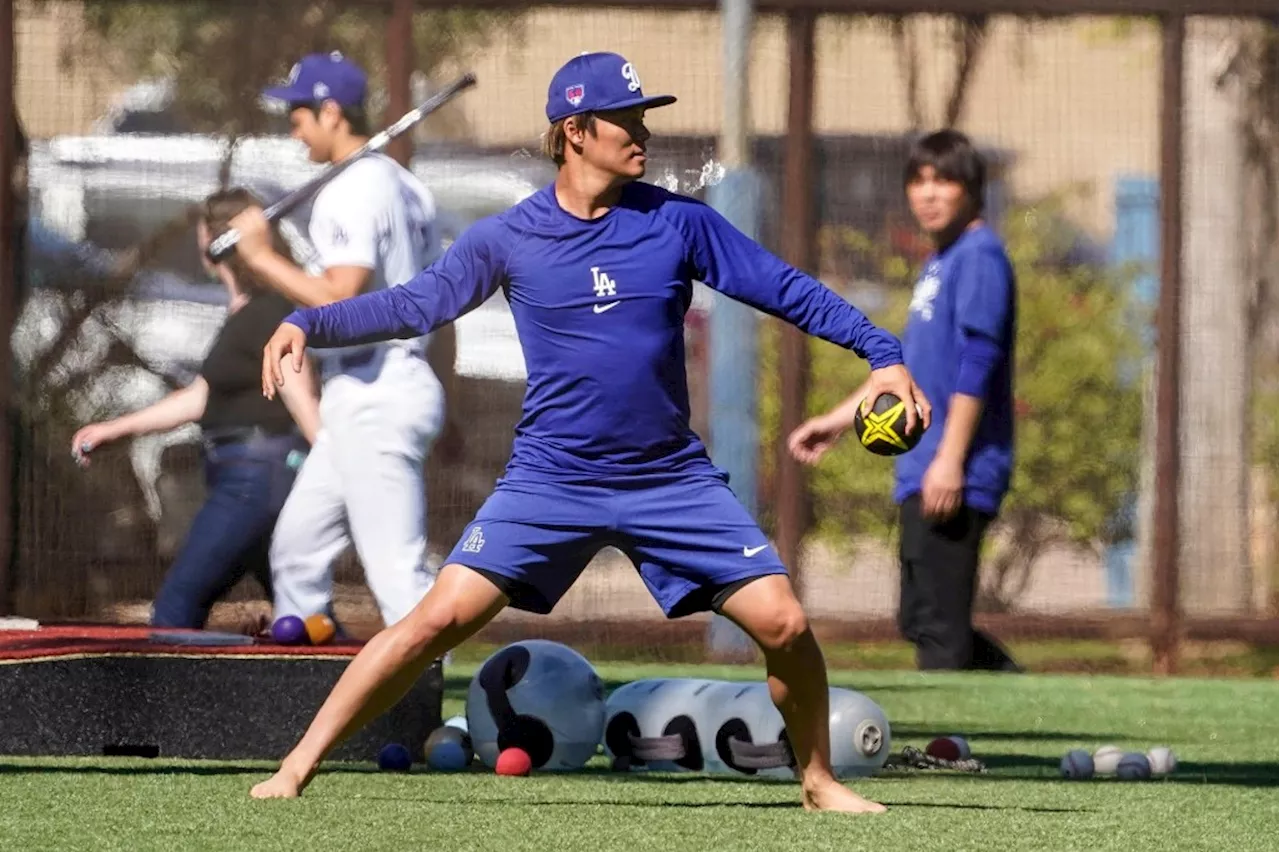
[{"xmin": 304, "ymin": 613, "xmax": 336, "ymax": 645}]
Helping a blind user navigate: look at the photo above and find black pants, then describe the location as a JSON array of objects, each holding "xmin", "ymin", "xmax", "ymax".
[{"xmin": 898, "ymin": 494, "xmax": 1021, "ymax": 672}]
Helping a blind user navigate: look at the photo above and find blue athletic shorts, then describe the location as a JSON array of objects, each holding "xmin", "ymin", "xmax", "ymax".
[{"xmin": 444, "ymin": 471, "xmax": 789, "ymax": 617}]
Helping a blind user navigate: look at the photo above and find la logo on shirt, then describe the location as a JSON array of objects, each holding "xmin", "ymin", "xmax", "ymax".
[
  {"xmin": 909, "ymin": 260, "xmax": 942, "ymax": 322},
  {"xmin": 591, "ymin": 266, "xmax": 618, "ymax": 298}
]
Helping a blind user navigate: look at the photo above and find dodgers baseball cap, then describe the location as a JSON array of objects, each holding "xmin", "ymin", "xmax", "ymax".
[
  {"xmin": 263, "ymin": 51, "xmax": 367, "ymax": 107},
  {"xmin": 546, "ymin": 52, "xmax": 676, "ymax": 123}
]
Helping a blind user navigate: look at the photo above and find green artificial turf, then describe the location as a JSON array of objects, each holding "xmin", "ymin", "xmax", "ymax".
[{"xmin": 0, "ymin": 663, "xmax": 1275, "ymax": 851}]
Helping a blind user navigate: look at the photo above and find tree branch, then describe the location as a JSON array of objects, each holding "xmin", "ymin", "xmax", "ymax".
[
  {"xmin": 978, "ymin": 511, "xmax": 1042, "ymax": 611},
  {"xmin": 890, "ymin": 16, "xmax": 926, "ymax": 132},
  {"xmin": 27, "ymin": 207, "xmax": 201, "ymax": 392},
  {"xmin": 943, "ymin": 14, "xmax": 990, "ymax": 128}
]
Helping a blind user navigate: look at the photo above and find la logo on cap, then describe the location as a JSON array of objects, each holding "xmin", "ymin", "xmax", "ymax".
[
  {"xmin": 621, "ymin": 62, "xmax": 641, "ymax": 92},
  {"xmin": 565, "ymin": 84, "xmax": 585, "ymax": 107}
]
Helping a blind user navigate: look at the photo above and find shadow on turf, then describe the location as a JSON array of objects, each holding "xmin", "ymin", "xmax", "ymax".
[
  {"xmin": 893, "ymin": 727, "xmax": 1131, "ymax": 742},
  {"xmin": 1150, "ymin": 762, "xmax": 1279, "ymax": 788},
  {"xmin": 441, "ymin": 675, "xmax": 944, "ymax": 705},
  {"xmin": 0, "ymin": 763, "xmax": 328, "ymax": 778},
  {"xmin": 0, "ymin": 764, "xmax": 780, "ymax": 781},
  {"xmin": 892, "ymin": 754, "xmax": 1278, "ymax": 789},
  {"xmin": 878, "ymin": 801, "xmax": 1088, "ymax": 813},
  {"xmin": 359, "ymin": 795, "xmax": 803, "ymax": 809},
  {"xmin": 352, "ymin": 793, "xmax": 1088, "ymax": 813},
  {"xmin": 7, "ymin": 753, "xmax": 1270, "ymax": 790}
]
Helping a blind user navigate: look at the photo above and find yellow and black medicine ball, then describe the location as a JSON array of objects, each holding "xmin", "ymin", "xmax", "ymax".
[{"xmin": 852, "ymin": 393, "xmax": 924, "ymax": 457}]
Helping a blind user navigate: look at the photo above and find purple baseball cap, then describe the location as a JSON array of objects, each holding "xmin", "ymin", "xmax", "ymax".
[
  {"xmin": 546, "ymin": 52, "xmax": 676, "ymax": 123},
  {"xmin": 263, "ymin": 52, "xmax": 367, "ymax": 107}
]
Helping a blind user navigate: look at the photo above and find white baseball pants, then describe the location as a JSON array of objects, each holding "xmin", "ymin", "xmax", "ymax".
[{"xmin": 270, "ymin": 347, "xmax": 444, "ymax": 628}]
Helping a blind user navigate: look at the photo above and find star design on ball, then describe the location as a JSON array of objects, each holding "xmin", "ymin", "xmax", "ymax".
[{"xmin": 860, "ymin": 402, "xmax": 909, "ymax": 451}]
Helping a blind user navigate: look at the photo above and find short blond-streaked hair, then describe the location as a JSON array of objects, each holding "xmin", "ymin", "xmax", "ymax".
[{"xmin": 540, "ymin": 112, "xmax": 598, "ymax": 166}]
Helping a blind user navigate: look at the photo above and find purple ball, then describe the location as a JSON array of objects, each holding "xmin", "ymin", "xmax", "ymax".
[
  {"xmin": 271, "ymin": 615, "xmax": 308, "ymax": 645},
  {"xmin": 378, "ymin": 743, "xmax": 413, "ymax": 772}
]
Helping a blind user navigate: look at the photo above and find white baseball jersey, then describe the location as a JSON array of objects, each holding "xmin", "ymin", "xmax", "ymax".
[
  {"xmin": 307, "ymin": 153, "xmax": 441, "ymax": 359},
  {"xmin": 270, "ymin": 152, "xmax": 445, "ymax": 629}
]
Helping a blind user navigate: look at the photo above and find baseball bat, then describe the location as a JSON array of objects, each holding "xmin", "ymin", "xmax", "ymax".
[{"xmin": 206, "ymin": 71, "xmax": 478, "ymax": 263}]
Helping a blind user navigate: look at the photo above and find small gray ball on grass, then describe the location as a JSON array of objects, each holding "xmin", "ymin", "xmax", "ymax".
[
  {"xmin": 1060, "ymin": 749, "xmax": 1094, "ymax": 780},
  {"xmin": 424, "ymin": 724, "xmax": 474, "ymax": 770},
  {"xmin": 1116, "ymin": 752, "xmax": 1152, "ymax": 781}
]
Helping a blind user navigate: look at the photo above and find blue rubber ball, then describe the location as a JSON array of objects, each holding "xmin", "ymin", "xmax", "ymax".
[
  {"xmin": 427, "ymin": 740, "xmax": 470, "ymax": 771},
  {"xmin": 378, "ymin": 743, "xmax": 413, "ymax": 772},
  {"xmin": 271, "ymin": 615, "xmax": 307, "ymax": 645}
]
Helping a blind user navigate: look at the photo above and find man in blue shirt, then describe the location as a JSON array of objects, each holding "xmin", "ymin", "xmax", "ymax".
[
  {"xmin": 789, "ymin": 130, "xmax": 1020, "ymax": 673},
  {"xmin": 247, "ymin": 52, "xmax": 928, "ymax": 812}
]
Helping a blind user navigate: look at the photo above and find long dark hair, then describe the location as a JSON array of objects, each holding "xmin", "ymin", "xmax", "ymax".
[{"xmin": 202, "ymin": 188, "xmax": 296, "ymax": 295}]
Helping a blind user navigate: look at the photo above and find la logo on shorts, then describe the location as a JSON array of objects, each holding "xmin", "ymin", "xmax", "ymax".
[{"xmin": 461, "ymin": 525, "xmax": 486, "ymax": 554}]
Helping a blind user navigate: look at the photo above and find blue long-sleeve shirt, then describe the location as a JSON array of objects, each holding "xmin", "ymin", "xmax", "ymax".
[
  {"xmin": 895, "ymin": 223, "xmax": 1016, "ymax": 514},
  {"xmin": 286, "ymin": 181, "xmax": 903, "ymax": 480}
]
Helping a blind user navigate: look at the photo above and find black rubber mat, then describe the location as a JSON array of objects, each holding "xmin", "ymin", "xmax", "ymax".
[{"xmin": 0, "ymin": 651, "xmax": 443, "ymax": 762}]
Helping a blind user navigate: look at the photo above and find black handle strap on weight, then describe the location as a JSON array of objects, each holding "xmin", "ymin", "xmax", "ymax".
[
  {"xmin": 628, "ymin": 733, "xmax": 687, "ymax": 762},
  {"xmin": 727, "ymin": 735, "xmax": 795, "ymax": 770},
  {"xmin": 624, "ymin": 729, "xmax": 793, "ymax": 769}
]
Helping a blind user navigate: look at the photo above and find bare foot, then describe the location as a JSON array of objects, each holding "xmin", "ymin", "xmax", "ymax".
[
  {"xmin": 250, "ymin": 764, "xmax": 314, "ymax": 799},
  {"xmin": 802, "ymin": 779, "xmax": 887, "ymax": 814}
]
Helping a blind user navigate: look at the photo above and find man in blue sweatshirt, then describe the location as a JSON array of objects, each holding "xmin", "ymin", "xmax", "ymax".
[
  {"xmin": 250, "ymin": 52, "xmax": 929, "ymax": 811},
  {"xmin": 789, "ymin": 130, "xmax": 1020, "ymax": 673}
]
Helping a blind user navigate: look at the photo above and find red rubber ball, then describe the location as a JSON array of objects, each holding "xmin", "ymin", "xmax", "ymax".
[
  {"xmin": 495, "ymin": 747, "xmax": 532, "ymax": 777},
  {"xmin": 926, "ymin": 736, "xmax": 963, "ymax": 761}
]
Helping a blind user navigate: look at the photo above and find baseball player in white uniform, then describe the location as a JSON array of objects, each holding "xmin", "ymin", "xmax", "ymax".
[{"xmin": 229, "ymin": 52, "xmax": 443, "ymax": 628}]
